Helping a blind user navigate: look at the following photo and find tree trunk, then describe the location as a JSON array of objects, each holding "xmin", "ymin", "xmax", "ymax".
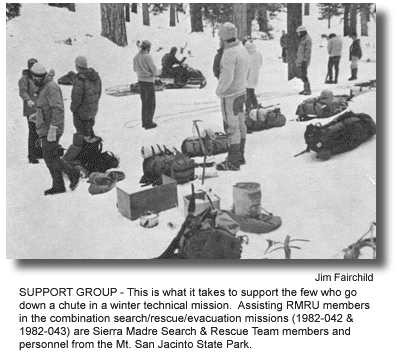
[
  {"xmin": 232, "ymin": 3, "xmax": 247, "ymax": 41},
  {"xmin": 170, "ymin": 3, "xmax": 176, "ymax": 27},
  {"xmin": 350, "ymin": 4, "xmax": 357, "ymax": 35},
  {"xmin": 142, "ymin": 3, "xmax": 150, "ymax": 26},
  {"xmin": 328, "ymin": 13, "xmax": 331, "ymax": 29},
  {"xmin": 343, "ymin": 3, "xmax": 350, "ymax": 36},
  {"xmin": 125, "ymin": 4, "xmax": 130, "ymax": 22},
  {"xmin": 100, "ymin": 3, "xmax": 128, "ymax": 47},
  {"xmin": 189, "ymin": 3, "xmax": 203, "ymax": 32},
  {"xmin": 246, "ymin": 4, "xmax": 254, "ymax": 37},
  {"xmin": 304, "ymin": 3, "xmax": 310, "ymax": 16},
  {"xmin": 67, "ymin": 4, "xmax": 75, "ymax": 12},
  {"xmin": 257, "ymin": 4, "xmax": 268, "ymax": 32},
  {"xmin": 131, "ymin": 3, "xmax": 137, "ymax": 14},
  {"xmin": 287, "ymin": 3, "xmax": 302, "ymax": 81},
  {"xmin": 361, "ymin": 4, "xmax": 369, "ymax": 36}
]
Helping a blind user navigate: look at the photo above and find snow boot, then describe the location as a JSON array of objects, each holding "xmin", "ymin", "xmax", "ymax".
[
  {"xmin": 145, "ymin": 122, "xmax": 157, "ymax": 130},
  {"xmin": 68, "ymin": 170, "xmax": 82, "ymax": 191},
  {"xmin": 239, "ymin": 139, "xmax": 246, "ymax": 165},
  {"xmin": 44, "ymin": 186, "xmax": 66, "ymax": 196},
  {"xmin": 334, "ymin": 68, "xmax": 339, "ymax": 84},
  {"xmin": 348, "ymin": 68, "xmax": 358, "ymax": 81},
  {"xmin": 216, "ymin": 144, "xmax": 241, "ymax": 171},
  {"xmin": 325, "ymin": 73, "xmax": 333, "ymax": 84},
  {"xmin": 301, "ymin": 82, "xmax": 311, "ymax": 95}
]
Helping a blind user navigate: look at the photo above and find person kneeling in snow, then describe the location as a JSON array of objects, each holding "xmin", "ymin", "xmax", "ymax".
[
  {"xmin": 70, "ymin": 56, "xmax": 102, "ymax": 142},
  {"xmin": 215, "ymin": 22, "xmax": 250, "ymax": 171},
  {"xmin": 30, "ymin": 63, "xmax": 81, "ymax": 196}
]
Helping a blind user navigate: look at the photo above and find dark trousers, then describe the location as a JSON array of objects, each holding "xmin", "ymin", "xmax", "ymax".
[
  {"xmin": 327, "ymin": 56, "xmax": 341, "ymax": 81},
  {"xmin": 26, "ymin": 117, "xmax": 42, "ymax": 160},
  {"xmin": 281, "ymin": 47, "xmax": 287, "ymax": 59},
  {"xmin": 41, "ymin": 135, "xmax": 78, "ymax": 189},
  {"xmin": 138, "ymin": 81, "xmax": 156, "ymax": 127},
  {"xmin": 73, "ymin": 114, "xmax": 95, "ymax": 137},
  {"xmin": 299, "ymin": 62, "xmax": 309, "ymax": 83},
  {"xmin": 245, "ymin": 88, "xmax": 258, "ymax": 113}
]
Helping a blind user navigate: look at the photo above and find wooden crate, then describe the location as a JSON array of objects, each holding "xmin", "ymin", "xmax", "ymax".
[{"xmin": 117, "ymin": 175, "xmax": 178, "ymax": 221}]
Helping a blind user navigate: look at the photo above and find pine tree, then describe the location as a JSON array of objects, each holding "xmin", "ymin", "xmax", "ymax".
[
  {"xmin": 317, "ymin": 3, "xmax": 343, "ymax": 29},
  {"xmin": 202, "ymin": 4, "xmax": 232, "ymax": 37},
  {"xmin": 142, "ymin": 3, "xmax": 150, "ymax": 26},
  {"xmin": 170, "ymin": 4, "xmax": 176, "ymax": 27},
  {"xmin": 343, "ymin": 3, "xmax": 350, "ymax": 36},
  {"xmin": 350, "ymin": 4, "xmax": 358, "ymax": 35},
  {"xmin": 287, "ymin": 3, "xmax": 302, "ymax": 81},
  {"xmin": 190, "ymin": 3, "xmax": 203, "ymax": 32},
  {"xmin": 232, "ymin": 3, "xmax": 247, "ymax": 41},
  {"xmin": 100, "ymin": 4, "xmax": 128, "ymax": 47},
  {"xmin": 6, "ymin": 3, "xmax": 21, "ymax": 22}
]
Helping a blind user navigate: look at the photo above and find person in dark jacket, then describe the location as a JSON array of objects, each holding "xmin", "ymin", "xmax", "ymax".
[
  {"xmin": 29, "ymin": 63, "xmax": 81, "ymax": 195},
  {"xmin": 280, "ymin": 30, "xmax": 288, "ymax": 63},
  {"xmin": 133, "ymin": 40, "xmax": 162, "ymax": 130},
  {"xmin": 213, "ymin": 40, "xmax": 224, "ymax": 79},
  {"xmin": 348, "ymin": 33, "xmax": 362, "ymax": 81},
  {"xmin": 295, "ymin": 25, "xmax": 312, "ymax": 95},
  {"xmin": 70, "ymin": 56, "xmax": 102, "ymax": 141},
  {"xmin": 18, "ymin": 58, "xmax": 43, "ymax": 163},
  {"xmin": 161, "ymin": 46, "xmax": 186, "ymax": 82}
]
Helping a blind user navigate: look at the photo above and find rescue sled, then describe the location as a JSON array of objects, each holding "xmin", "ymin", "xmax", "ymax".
[
  {"xmin": 159, "ymin": 64, "xmax": 207, "ymax": 89},
  {"xmin": 105, "ymin": 79, "xmax": 166, "ymax": 97}
]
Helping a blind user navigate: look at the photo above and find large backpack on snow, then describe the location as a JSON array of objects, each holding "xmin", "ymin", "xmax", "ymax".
[
  {"xmin": 303, "ymin": 111, "xmax": 376, "ymax": 160},
  {"xmin": 181, "ymin": 132, "xmax": 228, "ymax": 158},
  {"xmin": 296, "ymin": 90, "xmax": 349, "ymax": 121},
  {"xmin": 245, "ymin": 106, "xmax": 286, "ymax": 131},
  {"xmin": 140, "ymin": 147, "xmax": 195, "ymax": 186},
  {"xmin": 63, "ymin": 136, "xmax": 120, "ymax": 175}
]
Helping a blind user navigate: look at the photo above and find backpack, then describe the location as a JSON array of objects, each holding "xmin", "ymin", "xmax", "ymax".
[
  {"xmin": 179, "ymin": 208, "xmax": 245, "ymax": 259},
  {"xmin": 245, "ymin": 106, "xmax": 286, "ymax": 131},
  {"xmin": 303, "ymin": 111, "xmax": 376, "ymax": 160},
  {"xmin": 140, "ymin": 147, "xmax": 195, "ymax": 186},
  {"xmin": 295, "ymin": 93, "xmax": 349, "ymax": 121},
  {"xmin": 66, "ymin": 137, "xmax": 120, "ymax": 174},
  {"xmin": 181, "ymin": 132, "xmax": 228, "ymax": 157}
]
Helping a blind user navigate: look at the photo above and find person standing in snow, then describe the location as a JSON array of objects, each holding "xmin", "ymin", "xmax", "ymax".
[
  {"xmin": 244, "ymin": 40, "xmax": 263, "ymax": 114},
  {"xmin": 70, "ymin": 56, "xmax": 102, "ymax": 142},
  {"xmin": 18, "ymin": 58, "xmax": 43, "ymax": 164},
  {"xmin": 280, "ymin": 30, "xmax": 288, "ymax": 63},
  {"xmin": 213, "ymin": 40, "xmax": 224, "ymax": 79},
  {"xmin": 29, "ymin": 63, "xmax": 81, "ymax": 195},
  {"xmin": 215, "ymin": 22, "xmax": 250, "ymax": 171},
  {"xmin": 133, "ymin": 40, "xmax": 162, "ymax": 130},
  {"xmin": 348, "ymin": 32, "xmax": 362, "ymax": 81},
  {"xmin": 325, "ymin": 33, "xmax": 343, "ymax": 84},
  {"xmin": 295, "ymin": 25, "xmax": 312, "ymax": 95},
  {"xmin": 161, "ymin": 46, "xmax": 186, "ymax": 82}
]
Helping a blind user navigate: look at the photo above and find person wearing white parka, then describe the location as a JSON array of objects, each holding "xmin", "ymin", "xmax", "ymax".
[{"xmin": 244, "ymin": 40, "xmax": 263, "ymax": 114}]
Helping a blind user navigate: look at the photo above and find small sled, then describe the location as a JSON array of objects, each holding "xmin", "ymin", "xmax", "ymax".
[{"xmin": 105, "ymin": 80, "xmax": 166, "ymax": 97}]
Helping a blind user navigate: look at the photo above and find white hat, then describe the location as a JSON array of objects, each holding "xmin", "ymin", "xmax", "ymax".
[
  {"xmin": 244, "ymin": 41, "xmax": 256, "ymax": 52},
  {"xmin": 218, "ymin": 22, "xmax": 237, "ymax": 41},
  {"xmin": 296, "ymin": 25, "xmax": 307, "ymax": 32},
  {"xmin": 30, "ymin": 62, "xmax": 47, "ymax": 76},
  {"xmin": 75, "ymin": 55, "xmax": 88, "ymax": 68}
]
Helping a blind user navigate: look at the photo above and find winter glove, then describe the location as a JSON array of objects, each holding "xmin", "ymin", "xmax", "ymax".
[
  {"xmin": 27, "ymin": 100, "xmax": 35, "ymax": 108},
  {"xmin": 47, "ymin": 125, "xmax": 57, "ymax": 142},
  {"xmin": 28, "ymin": 113, "xmax": 37, "ymax": 122}
]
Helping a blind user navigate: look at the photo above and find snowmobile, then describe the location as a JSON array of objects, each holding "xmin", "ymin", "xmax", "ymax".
[{"xmin": 159, "ymin": 63, "xmax": 207, "ymax": 89}]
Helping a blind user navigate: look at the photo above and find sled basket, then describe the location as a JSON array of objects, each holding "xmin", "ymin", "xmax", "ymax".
[{"xmin": 105, "ymin": 84, "xmax": 138, "ymax": 97}]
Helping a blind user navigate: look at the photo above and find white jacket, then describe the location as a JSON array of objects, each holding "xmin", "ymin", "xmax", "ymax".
[
  {"xmin": 245, "ymin": 41, "xmax": 263, "ymax": 89},
  {"xmin": 216, "ymin": 40, "xmax": 250, "ymax": 98}
]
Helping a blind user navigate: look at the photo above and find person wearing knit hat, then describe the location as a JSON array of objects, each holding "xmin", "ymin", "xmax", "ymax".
[
  {"xmin": 18, "ymin": 58, "xmax": 43, "ymax": 163},
  {"xmin": 133, "ymin": 40, "xmax": 162, "ymax": 129},
  {"xmin": 296, "ymin": 25, "xmax": 312, "ymax": 95},
  {"xmin": 70, "ymin": 56, "xmax": 102, "ymax": 141},
  {"xmin": 32, "ymin": 62, "xmax": 81, "ymax": 195},
  {"xmin": 215, "ymin": 22, "xmax": 250, "ymax": 171}
]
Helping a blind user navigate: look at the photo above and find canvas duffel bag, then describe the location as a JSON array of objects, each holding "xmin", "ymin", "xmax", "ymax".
[{"xmin": 181, "ymin": 132, "xmax": 228, "ymax": 157}]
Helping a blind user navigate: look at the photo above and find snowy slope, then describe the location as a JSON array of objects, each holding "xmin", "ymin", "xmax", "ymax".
[{"xmin": 6, "ymin": 4, "xmax": 376, "ymax": 259}]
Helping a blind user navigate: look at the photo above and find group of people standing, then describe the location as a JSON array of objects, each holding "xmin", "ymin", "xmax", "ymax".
[{"xmin": 18, "ymin": 56, "xmax": 102, "ymax": 195}]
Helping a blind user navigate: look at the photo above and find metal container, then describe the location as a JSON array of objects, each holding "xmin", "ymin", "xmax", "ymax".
[{"xmin": 139, "ymin": 211, "xmax": 159, "ymax": 228}]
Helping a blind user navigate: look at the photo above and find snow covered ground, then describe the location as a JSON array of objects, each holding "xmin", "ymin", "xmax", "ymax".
[{"xmin": 6, "ymin": 4, "xmax": 376, "ymax": 259}]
